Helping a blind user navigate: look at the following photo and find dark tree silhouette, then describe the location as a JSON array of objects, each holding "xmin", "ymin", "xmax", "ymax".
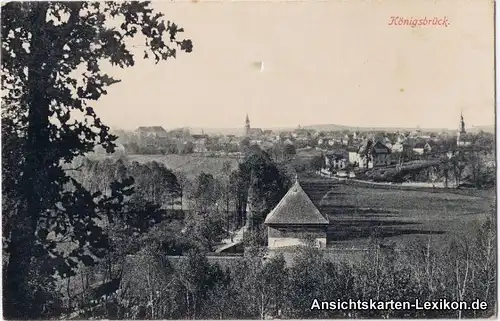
[
  {"xmin": 238, "ymin": 148, "xmax": 291, "ymax": 230},
  {"xmin": 1, "ymin": 2, "xmax": 192, "ymax": 318},
  {"xmin": 283, "ymin": 144, "xmax": 296, "ymax": 159},
  {"xmin": 310, "ymin": 154, "xmax": 326, "ymax": 171}
]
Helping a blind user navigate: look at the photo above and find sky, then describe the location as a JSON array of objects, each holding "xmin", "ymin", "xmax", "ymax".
[{"xmin": 94, "ymin": 0, "xmax": 495, "ymax": 131}]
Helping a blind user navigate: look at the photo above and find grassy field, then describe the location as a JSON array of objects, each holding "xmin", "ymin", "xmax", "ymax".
[
  {"xmin": 299, "ymin": 174, "xmax": 495, "ymax": 250},
  {"xmin": 93, "ymin": 154, "xmax": 240, "ymax": 180},
  {"xmin": 89, "ymin": 152, "xmax": 494, "ymax": 252},
  {"xmin": 92, "ymin": 148, "xmax": 318, "ymax": 180}
]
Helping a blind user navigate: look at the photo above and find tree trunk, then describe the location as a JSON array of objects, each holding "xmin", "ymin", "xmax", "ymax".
[
  {"xmin": 67, "ymin": 277, "xmax": 72, "ymax": 313},
  {"xmin": 226, "ymin": 192, "xmax": 230, "ymax": 233},
  {"xmin": 180, "ymin": 189, "xmax": 184, "ymax": 211},
  {"xmin": 4, "ymin": 4, "xmax": 50, "ymax": 319},
  {"xmin": 260, "ymin": 292, "xmax": 265, "ymax": 320}
]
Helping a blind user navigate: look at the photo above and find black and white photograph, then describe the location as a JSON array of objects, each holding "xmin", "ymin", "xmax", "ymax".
[{"xmin": 1, "ymin": 0, "xmax": 497, "ymax": 319}]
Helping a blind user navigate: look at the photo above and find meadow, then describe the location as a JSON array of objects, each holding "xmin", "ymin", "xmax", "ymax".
[
  {"xmin": 91, "ymin": 153, "xmax": 241, "ymax": 180},
  {"xmin": 299, "ymin": 174, "xmax": 495, "ymax": 250},
  {"xmin": 88, "ymin": 152, "xmax": 494, "ymax": 252},
  {"xmin": 91, "ymin": 147, "xmax": 319, "ymax": 180}
]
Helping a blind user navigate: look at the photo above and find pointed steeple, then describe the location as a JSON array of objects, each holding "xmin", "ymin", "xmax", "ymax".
[
  {"xmin": 459, "ymin": 110, "xmax": 466, "ymax": 134},
  {"xmin": 457, "ymin": 110, "xmax": 467, "ymax": 147},
  {"xmin": 245, "ymin": 114, "xmax": 251, "ymax": 135}
]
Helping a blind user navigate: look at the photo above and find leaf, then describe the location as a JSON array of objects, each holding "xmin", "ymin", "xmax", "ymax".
[{"xmin": 80, "ymin": 254, "xmax": 96, "ymax": 266}]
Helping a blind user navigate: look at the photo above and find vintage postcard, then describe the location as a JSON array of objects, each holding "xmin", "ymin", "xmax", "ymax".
[{"xmin": 1, "ymin": 0, "xmax": 496, "ymax": 319}]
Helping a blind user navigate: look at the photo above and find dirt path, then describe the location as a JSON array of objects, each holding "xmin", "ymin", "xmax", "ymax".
[{"xmin": 215, "ymin": 224, "xmax": 248, "ymax": 252}]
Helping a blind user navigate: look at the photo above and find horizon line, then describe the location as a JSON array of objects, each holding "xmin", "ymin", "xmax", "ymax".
[{"xmin": 111, "ymin": 123, "xmax": 495, "ymax": 132}]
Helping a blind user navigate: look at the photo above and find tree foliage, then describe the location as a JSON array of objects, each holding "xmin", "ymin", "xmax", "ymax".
[
  {"xmin": 310, "ymin": 154, "xmax": 326, "ymax": 171},
  {"xmin": 238, "ymin": 148, "xmax": 291, "ymax": 229},
  {"xmin": 2, "ymin": 1, "xmax": 192, "ymax": 318}
]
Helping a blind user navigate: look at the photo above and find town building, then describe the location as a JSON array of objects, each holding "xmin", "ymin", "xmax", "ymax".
[
  {"xmin": 264, "ymin": 178, "xmax": 329, "ymax": 249},
  {"xmin": 324, "ymin": 152, "xmax": 348, "ymax": 170},
  {"xmin": 292, "ymin": 126, "xmax": 310, "ymax": 139},
  {"xmin": 136, "ymin": 126, "xmax": 167, "ymax": 139},
  {"xmin": 413, "ymin": 141, "xmax": 433, "ymax": 155},
  {"xmin": 348, "ymin": 150, "xmax": 359, "ymax": 165},
  {"xmin": 192, "ymin": 134, "xmax": 209, "ymax": 153},
  {"xmin": 424, "ymin": 142, "xmax": 433, "ymax": 154},
  {"xmin": 412, "ymin": 142, "xmax": 426, "ymax": 155},
  {"xmin": 357, "ymin": 140, "xmax": 392, "ymax": 168},
  {"xmin": 391, "ymin": 140, "xmax": 405, "ymax": 153},
  {"xmin": 318, "ymin": 136, "xmax": 338, "ymax": 147},
  {"xmin": 382, "ymin": 137, "xmax": 393, "ymax": 149},
  {"xmin": 341, "ymin": 134, "xmax": 350, "ymax": 146},
  {"xmin": 263, "ymin": 129, "xmax": 274, "ymax": 136}
]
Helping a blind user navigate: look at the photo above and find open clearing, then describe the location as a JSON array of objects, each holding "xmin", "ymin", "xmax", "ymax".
[
  {"xmin": 89, "ymin": 154, "xmax": 494, "ymax": 251},
  {"xmin": 299, "ymin": 174, "xmax": 495, "ymax": 250},
  {"xmin": 91, "ymin": 154, "xmax": 240, "ymax": 180}
]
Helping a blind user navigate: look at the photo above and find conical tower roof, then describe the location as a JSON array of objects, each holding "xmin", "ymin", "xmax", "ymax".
[{"xmin": 264, "ymin": 180, "xmax": 329, "ymax": 225}]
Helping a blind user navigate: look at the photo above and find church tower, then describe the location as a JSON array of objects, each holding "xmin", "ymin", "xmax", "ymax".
[
  {"xmin": 457, "ymin": 111, "xmax": 466, "ymax": 146},
  {"xmin": 245, "ymin": 114, "xmax": 251, "ymax": 136}
]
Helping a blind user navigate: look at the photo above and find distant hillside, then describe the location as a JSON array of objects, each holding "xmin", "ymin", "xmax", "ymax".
[
  {"xmin": 301, "ymin": 124, "xmax": 457, "ymax": 133},
  {"xmin": 188, "ymin": 124, "xmax": 494, "ymax": 135},
  {"xmin": 469, "ymin": 125, "xmax": 495, "ymax": 133},
  {"xmin": 302, "ymin": 124, "xmax": 494, "ymax": 134},
  {"xmin": 186, "ymin": 127, "xmax": 244, "ymax": 136},
  {"xmin": 113, "ymin": 124, "xmax": 494, "ymax": 136},
  {"xmin": 188, "ymin": 125, "xmax": 459, "ymax": 135}
]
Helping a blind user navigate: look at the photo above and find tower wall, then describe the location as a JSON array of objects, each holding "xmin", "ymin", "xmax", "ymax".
[{"xmin": 267, "ymin": 225, "xmax": 328, "ymax": 249}]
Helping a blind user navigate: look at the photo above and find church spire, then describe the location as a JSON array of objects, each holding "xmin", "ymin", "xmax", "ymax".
[
  {"xmin": 459, "ymin": 110, "xmax": 466, "ymax": 134},
  {"xmin": 245, "ymin": 114, "xmax": 251, "ymax": 135},
  {"xmin": 457, "ymin": 110, "xmax": 467, "ymax": 147}
]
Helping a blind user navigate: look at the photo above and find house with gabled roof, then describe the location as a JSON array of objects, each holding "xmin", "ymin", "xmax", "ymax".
[
  {"xmin": 412, "ymin": 141, "xmax": 427, "ymax": 155},
  {"xmin": 357, "ymin": 139, "xmax": 392, "ymax": 168},
  {"xmin": 264, "ymin": 177, "xmax": 329, "ymax": 249},
  {"xmin": 324, "ymin": 152, "xmax": 348, "ymax": 170},
  {"xmin": 136, "ymin": 126, "xmax": 167, "ymax": 139}
]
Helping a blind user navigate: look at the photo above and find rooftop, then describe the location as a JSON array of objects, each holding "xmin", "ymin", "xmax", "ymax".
[
  {"xmin": 264, "ymin": 180, "xmax": 329, "ymax": 225},
  {"xmin": 137, "ymin": 126, "xmax": 167, "ymax": 133}
]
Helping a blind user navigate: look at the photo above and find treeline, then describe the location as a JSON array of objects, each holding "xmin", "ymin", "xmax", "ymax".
[
  {"xmin": 41, "ymin": 148, "xmax": 294, "ymax": 317},
  {"xmin": 68, "ymin": 215, "xmax": 495, "ymax": 319},
  {"xmin": 68, "ymin": 147, "xmax": 294, "ymax": 240},
  {"xmin": 122, "ymin": 140, "xmax": 197, "ymax": 155},
  {"xmin": 69, "ymin": 158, "xmax": 181, "ymax": 208}
]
